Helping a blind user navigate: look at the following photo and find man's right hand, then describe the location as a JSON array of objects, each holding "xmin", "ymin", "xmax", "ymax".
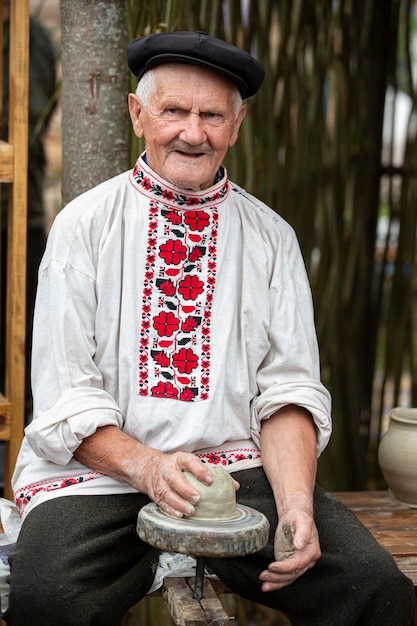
[
  {"xmin": 74, "ymin": 425, "xmax": 214, "ymax": 517},
  {"xmin": 137, "ymin": 449, "xmax": 215, "ymax": 517}
]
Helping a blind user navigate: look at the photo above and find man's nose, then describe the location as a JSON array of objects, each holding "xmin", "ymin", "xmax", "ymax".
[{"xmin": 179, "ymin": 113, "xmax": 207, "ymax": 144}]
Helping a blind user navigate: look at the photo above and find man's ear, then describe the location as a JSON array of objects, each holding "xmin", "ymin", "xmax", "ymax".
[
  {"xmin": 128, "ymin": 93, "xmax": 145, "ymax": 138},
  {"xmin": 229, "ymin": 103, "xmax": 247, "ymax": 147}
]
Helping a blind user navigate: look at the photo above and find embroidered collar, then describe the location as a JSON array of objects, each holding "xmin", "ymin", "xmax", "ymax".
[{"xmin": 129, "ymin": 153, "xmax": 230, "ymax": 210}]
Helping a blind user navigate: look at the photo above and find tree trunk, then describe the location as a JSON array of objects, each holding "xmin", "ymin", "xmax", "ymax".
[{"xmin": 60, "ymin": 0, "xmax": 129, "ymax": 206}]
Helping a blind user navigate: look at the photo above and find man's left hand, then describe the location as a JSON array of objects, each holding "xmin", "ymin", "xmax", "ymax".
[{"xmin": 259, "ymin": 508, "xmax": 321, "ymax": 592}]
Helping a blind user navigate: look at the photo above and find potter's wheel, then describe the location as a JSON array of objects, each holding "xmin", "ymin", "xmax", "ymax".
[
  {"xmin": 136, "ymin": 467, "xmax": 270, "ymax": 599},
  {"xmin": 137, "ymin": 501, "xmax": 269, "ymax": 557}
]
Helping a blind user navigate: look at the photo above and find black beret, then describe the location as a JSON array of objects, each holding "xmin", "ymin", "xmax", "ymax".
[{"xmin": 127, "ymin": 31, "xmax": 264, "ymax": 99}]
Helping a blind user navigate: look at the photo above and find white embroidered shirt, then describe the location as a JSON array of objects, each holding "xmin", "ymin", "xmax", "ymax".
[{"xmin": 12, "ymin": 156, "xmax": 332, "ymax": 517}]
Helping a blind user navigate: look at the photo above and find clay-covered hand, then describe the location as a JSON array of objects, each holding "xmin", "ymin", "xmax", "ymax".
[
  {"xmin": 74, "ymin": 425, "xmax": 214, "ymax": 518},
  {"xmin": 259, "ymin": 507, "xmax": 321, "ymax": 592},
  {"xmin": 137, "ymin": 449, "xmax": 214, "ymax": 518}
]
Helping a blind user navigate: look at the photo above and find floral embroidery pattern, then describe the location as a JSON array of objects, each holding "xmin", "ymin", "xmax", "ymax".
[
  {"xmin": 14, "ymin": 472, "xmax": 103, "ymax": 515},
  {"xmin": 131, "ymin": 161, "xmax": 228, "ymax": 207},
  {"xmin": 197, "ymin": 448, "xmax": 262, "ymax": 466},
  {"xmin": 134, "ymin": 159, "xmax": 227, "ymax": 402}
]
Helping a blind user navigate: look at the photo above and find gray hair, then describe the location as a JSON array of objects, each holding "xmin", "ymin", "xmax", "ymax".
[{"xmin": 135, "ymin": 68, "xmax": 243, "ymax": 120}]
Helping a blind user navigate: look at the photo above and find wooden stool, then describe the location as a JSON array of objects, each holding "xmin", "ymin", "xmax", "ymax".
[{"xmin": 162, "ymin": 576, "xmax": 230, "ymax": 625}]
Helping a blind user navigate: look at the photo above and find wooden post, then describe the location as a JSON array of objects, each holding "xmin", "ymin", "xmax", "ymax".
[{"xmin": 3, "ymin": 0, "xmax": 29, "ymax": 498}]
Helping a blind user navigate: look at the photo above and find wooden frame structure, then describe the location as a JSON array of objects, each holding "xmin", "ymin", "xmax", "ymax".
[{"xmin": 0, "ymin": 0, "xmax": 29, "ymax": 500}]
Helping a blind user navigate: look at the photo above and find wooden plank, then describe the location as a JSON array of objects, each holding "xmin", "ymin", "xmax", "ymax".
[
  {"xmin": 333, "ymin": 491, "xmax": 417, "ymax": 585},
  {"xmin": 162, "ymin": 577, "xmax": 229, "ymax": 626},
  {"xmin": 3, "ymin": 0, "xmax": 29, "ymax": 499},
  {"xmin": 0, "ymin": 141, "xmax": 14, "ymax": 182},
  {"xmin": 193, "ymin": 578, "xmax": 230, "ymax": 626},
  {"xmin": 0, "ymin": 392, "xmax": 11, "ymax": 438},
  {"xmin": 334, "ymin": 490, "xmax": 411, "ymax": 510}
]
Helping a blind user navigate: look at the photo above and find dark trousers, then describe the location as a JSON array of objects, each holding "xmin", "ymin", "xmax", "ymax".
[{"xmin": 4, "ymin": 468, "xmax": 415, "ymax": 625}]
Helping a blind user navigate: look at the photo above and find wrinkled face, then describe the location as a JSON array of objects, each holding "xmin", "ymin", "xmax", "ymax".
[{"xmin": 128, "ymin": 64, "xmax": 246, "ymax": 191}]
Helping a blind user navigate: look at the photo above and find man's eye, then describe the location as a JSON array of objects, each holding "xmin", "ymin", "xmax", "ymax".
[
  {"xmin": 201, "ymin": 112, "xmax": 225, "ymax": 125},
  {"xmin": 164, "ymin": 108, "xmax": 184, "ymax": 117}
]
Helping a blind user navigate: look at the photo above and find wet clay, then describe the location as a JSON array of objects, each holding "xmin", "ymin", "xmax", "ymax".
[
  {"xmin": 275, "ymin": 523, "xmax": 295, "ymax": 560},
  {"xmin": 183, "ymin": 466, "xmax": 237, "ymax": 520}
]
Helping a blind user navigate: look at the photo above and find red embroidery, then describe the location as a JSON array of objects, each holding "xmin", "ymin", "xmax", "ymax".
[
  {"xmin": 14, "ymin": 472, "xmax": 102, "ymax": 515},
  {"xmin": 150, "ymin": 381, "xmax": 178, "ymax": 399},
  {"xmin": 197, "ymin": 449, "xmax": 262, "ymax": 466},
  {"xmin": 153, "ymin": 351, "xmax": 170, "ymax": 367},
  {"xmin": 153, "ymin": 311, "xmax": 180, "ymax": 337},
  {"xmin": 158, "ymin": 279, "xmax": 176, "ymax": 297},
  {"xmin": 172, "ymin": 348, "xmax": 199, "ymax": 374},
  {"xmin": 159, "ymin": 239, "xmax": 188, "ymax": 264},
  {"xmin": 178, "ymin": 275, "xmax": 204, "ymax": 300},
  {"xmin": 184, "ymin": 210, "xmax": 210, "ymax": 231},
  {"xmin": 133, "ymin": 160, "xmax": 229, "ymax": 402},
  {"xmin": 138, "ymin": 208, "xmax": 219, "ymax": 402}
]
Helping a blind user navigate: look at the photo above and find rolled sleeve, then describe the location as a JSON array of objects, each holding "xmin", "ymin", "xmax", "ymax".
[
  {"xmin": 250, "ymin": 380, "xmax": 332, "ymax": 456},
  {"xmin": 250, "ymin": 274, "xmax": 332, "ymax": 456},
  {"xmin": 28, "ymin": 212, "xmax": 124, "ymax": 465},
  {"xmin": 25, "ymin": 388, "xmax": 124, "ymax": 465}
]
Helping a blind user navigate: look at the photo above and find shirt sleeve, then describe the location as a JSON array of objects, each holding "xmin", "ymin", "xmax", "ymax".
[
  {"xmin": 25, "ymin": 226, "xmax": 124, "ymax": 466},
  {"xmin": 250, "ymin": 230, "xmax": 332, "ymax": 457}
]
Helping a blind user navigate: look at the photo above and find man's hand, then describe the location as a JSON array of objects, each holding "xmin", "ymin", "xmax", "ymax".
[
  {"xmin": 259, "ymin": 406, "xmax": 320, "ymax": 591},
  {"xmin": 259, "ymin": 508, "xmax": 321, "ymax": 591},
  {"xmin": 136, "ymin": 449, "xmax": 215, "ymax": 518},
  {"xmin": 74, "ymin": 425, "xmax": 215, "ymax": 518}
]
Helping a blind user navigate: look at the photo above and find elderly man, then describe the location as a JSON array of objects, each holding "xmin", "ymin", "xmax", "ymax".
[{"xmin": 5, "ymin": 32, "xmax": 414, "ymax": 625}]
